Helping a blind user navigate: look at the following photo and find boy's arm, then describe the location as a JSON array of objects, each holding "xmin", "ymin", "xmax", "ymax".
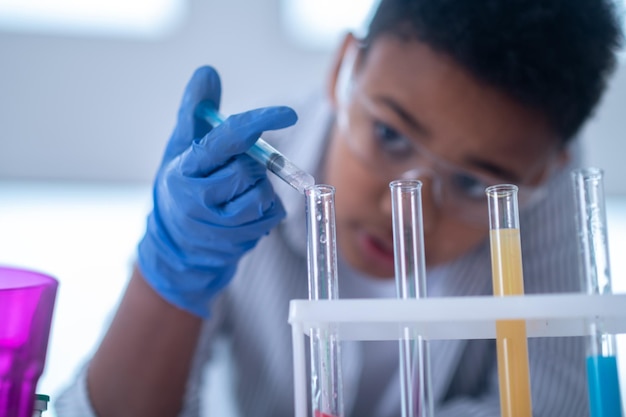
[
  {"xmin": 86, "ymin": 266, "xmax": 204, "ymax": 417},
  {"xmin": 54, "ymin": 66, "xmax": 297, "ymax": 417}
]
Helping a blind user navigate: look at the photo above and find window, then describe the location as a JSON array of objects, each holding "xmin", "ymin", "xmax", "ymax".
[
  {"xmin": 0, "ymin": 0, "xmax": 186, "ymax": 39},
  {"xmin": 280, "ymin": 0, "xmax": 379, "ymax": 50}
]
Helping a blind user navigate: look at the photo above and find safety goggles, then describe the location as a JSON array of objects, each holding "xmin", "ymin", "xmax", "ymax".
[{"xmin": 338, "ymin": 87, "xmax": 553, "ymax": 227}]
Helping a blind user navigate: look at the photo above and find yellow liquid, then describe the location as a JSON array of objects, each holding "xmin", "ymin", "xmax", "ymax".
[{"xmin": 490, "ymin": 228, "xmax": 532, "ymax": 417}]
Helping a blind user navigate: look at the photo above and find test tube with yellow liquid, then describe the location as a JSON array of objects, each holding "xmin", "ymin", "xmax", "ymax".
[{"xmin": 486, "ymin": 184, "xmax": 532, "ymax": 417}]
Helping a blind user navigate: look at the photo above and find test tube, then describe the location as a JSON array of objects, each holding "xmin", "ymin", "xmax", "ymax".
[
  {"xmin": 305, "ymin": 184, "xmax": 343, "ymax": 417},
  {"xmin": 572, "ymin": 168, "xmax": 623, "ymax": 417},
  {"xmin": 390, "ymin": 180, "xmax": 433, "ymax": 417},
  {"xmin": 486, "ymin": 184, "xmax": 532, "ymax": 417}
]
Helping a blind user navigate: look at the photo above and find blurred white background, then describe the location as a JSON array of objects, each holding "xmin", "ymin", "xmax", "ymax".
[{"xmin": 0, "ymin": 0, "xmax": 625, "ymax": 415}]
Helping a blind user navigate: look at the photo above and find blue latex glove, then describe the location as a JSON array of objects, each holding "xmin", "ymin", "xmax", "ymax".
[{"xmin": 137, "ymin": 66, "xmax": 298, "ymax": 317}]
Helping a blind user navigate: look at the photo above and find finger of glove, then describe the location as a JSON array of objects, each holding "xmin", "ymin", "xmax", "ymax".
[
  {"xmin": 155, "ymin": 179, "xmax": 285, "ymax": 268},
  {"xmin": 165, "ymin": 157, "xmax": 284, "ymax": 229},
  {"xmin": 164, "ymin": 66, "xmax": 222, "ymax": 162},
  {"xmin": 193, "ymin": 154, "xmax": 269, "ymax": 205},
  {"xmin": 163, "ymin": 152, "xmax": 266, "ymax": 211},
  {"xmin": 179, "ymin": 105, "xmax": 298, "ymax": 178},
  {"xmin": 166, "ymin": 189, "xmax": 286, "ymax": 265},
  {"xmin": 212, "ymin": 171, "xmax": 286, "ymax": 228}
]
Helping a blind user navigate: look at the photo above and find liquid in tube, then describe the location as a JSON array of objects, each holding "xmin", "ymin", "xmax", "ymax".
[{"xmin": 490, "ymin": 228, "xmax": 532, "ymax": 417}]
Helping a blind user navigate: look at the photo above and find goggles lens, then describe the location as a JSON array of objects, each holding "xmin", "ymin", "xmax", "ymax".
[{"xmin": 340, "ymin": 90, "xmax": 549, "ymax": 226}]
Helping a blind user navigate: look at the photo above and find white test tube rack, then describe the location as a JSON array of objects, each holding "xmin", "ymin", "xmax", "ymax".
[{"xmin": 289, "ymin": 293, "xmax": 626, "ymax": 417}]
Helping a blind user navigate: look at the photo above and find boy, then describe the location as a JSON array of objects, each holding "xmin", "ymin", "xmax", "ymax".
[{"xmin": 56, "ymin": 0, "xmax": 623, "ymax": 416}]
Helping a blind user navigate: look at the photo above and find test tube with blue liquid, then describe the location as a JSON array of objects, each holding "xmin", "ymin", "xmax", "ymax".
[
  {"xmin": 572, "ymin": 168, "xmax": 623, "ymax": 417},
  {"xmin": 390, "ymin": 180, "xmax": 433, "ymax": 417},
  {"xmin": 305, "ymin": 184, "xmax": 344, "ymax": 417},
  {"xmin": 195, "ymin": 102, "xmax": 315, "ymax": 194}
]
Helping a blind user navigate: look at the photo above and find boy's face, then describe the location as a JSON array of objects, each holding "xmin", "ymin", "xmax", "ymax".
[{"xmin": 323, "ymin": 34, "xmax": 564, "ymax": 279}]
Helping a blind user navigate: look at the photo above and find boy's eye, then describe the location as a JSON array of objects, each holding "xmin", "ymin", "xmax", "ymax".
[
  {"xmin": 450, "ymin": 172, "xmax": 489, "ymax": 200},
  {"xmin": 373, "ymin": 122, "xmax": 414, "ymax": 159}
]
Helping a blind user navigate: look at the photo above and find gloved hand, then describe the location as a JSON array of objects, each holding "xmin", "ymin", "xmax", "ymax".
[{"xmin": 137, "ymin": 66, "xmax": 298, "ymax": 317}]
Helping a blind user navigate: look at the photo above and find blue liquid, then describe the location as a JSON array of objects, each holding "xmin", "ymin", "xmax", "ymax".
[{"xmin": 587, "ymin": 355, "xmax": 623, "ymax": 417}]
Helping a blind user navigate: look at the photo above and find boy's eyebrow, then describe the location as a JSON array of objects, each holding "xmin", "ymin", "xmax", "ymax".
[
  {"xmin": 375, "ymin": 94, "xmax": 522, "ymax": 182},
  {"xmin": 375, "ymin": 96, "xmax": 431, "ymax": 137},
  {"xmin": 465, "ymin": 156, "xmax": 521, "ymax": 183}
]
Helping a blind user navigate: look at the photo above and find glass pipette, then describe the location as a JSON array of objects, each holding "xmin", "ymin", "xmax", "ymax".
[
  {"xmin": 572, "ymin": 168, "xmax": 623, "ymax": 417},
  {"xmin": 195, "ymin": 102, "xmax": 315, "ymax": 194},
  {"xmin": 486, "ymin": 184, "xmax": 532, "ymax": 417}
]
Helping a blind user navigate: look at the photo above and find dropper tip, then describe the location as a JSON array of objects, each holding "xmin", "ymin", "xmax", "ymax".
[{"xmin": 295, "ymin": 172, "xmax": 316, "ymax": 194}]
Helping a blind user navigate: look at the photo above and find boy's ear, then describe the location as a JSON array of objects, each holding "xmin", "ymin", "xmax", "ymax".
[
  {"xmin": 538, "ymin": 146, "xmax": 571, "ymax": 184},
  {"xmin": 556, "ymin": 147, "xmax": 571, "ymax": 168},
  {"xmin": 326, "ymin": 32, "xmax": 360, "ymax": 109}
]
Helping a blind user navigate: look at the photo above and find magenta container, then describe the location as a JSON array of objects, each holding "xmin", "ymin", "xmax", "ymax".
[{"xmin": 0, "ymin": 266, "xmax": 58, "ymax": 417}]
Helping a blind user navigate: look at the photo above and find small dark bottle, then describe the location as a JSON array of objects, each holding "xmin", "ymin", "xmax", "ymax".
[{"xmin": 33, "ymin": 394, "xmax": 50, "ymax": 417}]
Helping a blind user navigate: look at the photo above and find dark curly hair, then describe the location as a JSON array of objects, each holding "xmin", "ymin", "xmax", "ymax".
[{"xmin": 364, "ymin": 0, "xmax": 624, "ymax": 144}]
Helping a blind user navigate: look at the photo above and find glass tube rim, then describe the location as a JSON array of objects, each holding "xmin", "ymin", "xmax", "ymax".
[
  {"xmin": 485, "ymin": 183, "xmax": 519, "ymax": 197},
  {"xmin": 572, "ymin": 167, "xmax": 604, "ymax": 182},
  {"xmin": 389, "ymin": 178, "xmax": 423, "ymax": 191},
  {"xmin": 305, "ymin": 183, "xmax": 335, "ymax": 197}
]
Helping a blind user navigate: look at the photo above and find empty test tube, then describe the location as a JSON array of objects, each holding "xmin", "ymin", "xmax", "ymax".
[
  {"xmin": 572, "ymin": 168, "xmax": 623, "ymax": 417},
  {"xmin": 195, "ymin": 101, "xmax": 315, "ymax": 194},
  {"xmin": 390, "ymin": 180, "xmax": 433, "ymax": 417},
  {"xmin": 486, "ymin": 184, "xmax": 532, "ymax": 417},
  {"xmin": 305, "ymin": 185, "xmax": 343, "ymax": 417}
]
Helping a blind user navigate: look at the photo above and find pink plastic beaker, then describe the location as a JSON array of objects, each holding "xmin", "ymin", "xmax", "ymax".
[{"xmin": 0, "ymin": 266, "xmax": 58, "ymax": 417}]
